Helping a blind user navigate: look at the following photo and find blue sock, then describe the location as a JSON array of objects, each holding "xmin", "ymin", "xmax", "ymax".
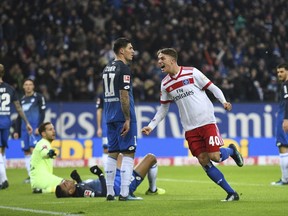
[
  {"xmin": 203, "ymin": 162, "xmax": 234, "ymax": 194},
  {"xmin": 219, "ymin": 147, "xmax": 234, "ymax": 162}
]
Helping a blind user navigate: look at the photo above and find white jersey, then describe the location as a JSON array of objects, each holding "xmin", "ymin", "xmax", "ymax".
[{"xmin": 160, "ymin": 66, "xmax": 217, "ymax": 131}]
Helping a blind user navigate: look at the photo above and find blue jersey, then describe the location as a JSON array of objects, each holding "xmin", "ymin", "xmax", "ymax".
[
  {"xmin": 102, "ymin": 60, "xmax": 136, "ymax": 123},
  {"xmin": 96, "ymin": 94, "xmax": 107, "ymax": 137},
  {"xmin": 0, "ymin": 82, "xmax": 18, "ymax": 129},
  {"xmin": 275, "ymin": 81, "xmax": 288, "ymax": 145},
  {"xmin": 18, "ymin": 92, "xmax": 46, "ymax": 130}
]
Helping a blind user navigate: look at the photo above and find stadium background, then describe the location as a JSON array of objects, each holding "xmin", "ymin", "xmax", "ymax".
[{"xmin": 1, "ymin": 0, "xmax": 287, "ymax": 167}]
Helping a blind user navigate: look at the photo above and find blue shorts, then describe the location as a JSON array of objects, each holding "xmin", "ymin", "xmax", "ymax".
[
  {"xmin": 0, "ymin": 128, "xmax": 9, "ymax": 148},
  {"xmin": 107, "ymin": 122, "xmax": 137, "ymax": 153},
  {"xmin": 275, "ymin": 115, "xmax": 288, "ymax": 147},
  {"xmin": 21, "ymin": 132, "xmax": 40, "ymax": 151},
  {"xmin": 113, "ymin": 169, "xmax": 143, "ymax": 196}
]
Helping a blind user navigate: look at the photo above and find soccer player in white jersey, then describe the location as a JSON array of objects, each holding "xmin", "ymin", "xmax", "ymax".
[{"xmin": 141, "ymin": 48, "xmax": 244, "ymax": 201}]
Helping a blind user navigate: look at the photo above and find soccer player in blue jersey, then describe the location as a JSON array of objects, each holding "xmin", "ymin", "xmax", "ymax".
[
  {"xmin": 271, "ymin": 63, "xmax": 288, "ymax": 186},
  {"xmin": 0, "ymin": 64, "xmax": 33, "ymax": 190},
  {"xmin": 102, "ymin": 38, "xmax": 138, "ymax": 201},
  {"xmin": 96, "ymin": 93, "xmax": 108, "ymax": 170},
  {"xmin": 13, "ymin": 78, "xmax": 46, "ymax": 183}
]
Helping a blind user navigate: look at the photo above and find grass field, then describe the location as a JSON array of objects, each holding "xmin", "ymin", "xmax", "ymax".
[{"xmin": 0, "ymin": 165, "xmax": 287, "ymax": 216}]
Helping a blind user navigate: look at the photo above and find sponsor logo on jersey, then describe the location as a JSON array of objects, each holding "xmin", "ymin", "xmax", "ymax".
[
  {"xmin": 84, "ymin": 190, "xmax": 92, "ymax": 197},
  {"xmin": 124, "ymin": 75, "xmax": 130, "ymax": 83}
]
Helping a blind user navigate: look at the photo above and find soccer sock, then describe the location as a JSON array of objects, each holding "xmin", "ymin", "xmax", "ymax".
[
  {"xmin": 219, "ymin": 147, "xmax": 233, "ymax": 162},
  {"xmin": 0, "ymin": 153, "xmax": 7, "ymax": 183},
  {"xmin": 105, "ymin": 156, "xmax": 117, "ymax": 196},
  {"xmin": 120, "ymin": 156, "xmax": 134, "ymax": 197},
  {"xmin": 203, "ymin": 161, "xmax": 234, "ymax": 194},
  {"xmin": 102, "ymin": 153, "xmax": 108, "ymax": 171},
  {"xmin": 148, "ymin": 164, "xmax": 158, "ymax": 192},
  {"xmin": 279, "ymin": 153, "xmax": 288, "ymax": 182},
  {"xmin": 25, "ymin": 155, "xmax": 31, "ymax": 176}
]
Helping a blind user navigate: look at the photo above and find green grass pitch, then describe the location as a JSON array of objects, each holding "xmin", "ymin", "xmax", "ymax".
[{"xmin": 0, "ymin": 165, "xmax": 287, "ymax": 216}]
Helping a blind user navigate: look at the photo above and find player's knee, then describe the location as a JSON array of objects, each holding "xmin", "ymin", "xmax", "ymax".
[
  {"xmin": 146, "ymin": 153, "xmax": 157, "ymax": 164},
  {"xmin": 197, "ymin": 153, "xmax": 210, "ymax": 166}
]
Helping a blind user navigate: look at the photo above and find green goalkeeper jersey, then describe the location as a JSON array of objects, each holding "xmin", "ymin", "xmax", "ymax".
[{"xmin": 30, "ymin": 138, "xmax": 62, "ymax": 193}]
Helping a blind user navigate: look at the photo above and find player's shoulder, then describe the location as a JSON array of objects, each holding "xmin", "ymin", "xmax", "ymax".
[{"xmin": 0, "ymin": 82, "xmax": 14, "ymax": 90}]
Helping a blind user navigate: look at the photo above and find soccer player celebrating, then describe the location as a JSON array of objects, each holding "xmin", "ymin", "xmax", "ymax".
[
  {"xmin": 271, "ymin": 63, "xmax": 288, "ymax": 186},
  {"xmin": 141, "ymin": 48, "xmax": 244, "ymax": 201},
  {"xmin": 0, "ymin": 64, "xmax": 32, "ymax": 190},
  {"xmin": 13, "ymin": 78, "xmax": 46, "ymax": 184},
  {"xmin": 102, "ymin": 37, "xmax": 138, "ymax": 201}
]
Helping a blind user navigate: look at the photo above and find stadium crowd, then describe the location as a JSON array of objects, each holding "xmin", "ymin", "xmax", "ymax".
[{"xmin": 0, "ymin": 0, "xmax": 287, "ymax": 102}]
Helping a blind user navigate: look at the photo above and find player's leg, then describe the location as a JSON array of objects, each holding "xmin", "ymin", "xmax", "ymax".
[
  {"xmin": 133, "ymin": 153, "xmax": 165, "ymax": 195},
  {"xmin": 271, "ymin": 144, "xmax": 288, "ymax": 185},
  {"xmin": 21, "ymin": 131, "xmax": 32, "ymax": 183},
  {"xmin": 105, "ymin": 122, "xmax": 119, "ymax": 200},
  {"xmin": 118, "ymin": 122, "xmax": 137, "ymax": 201},
  {"xmin": 186, "ymin": 125, "xmax": 239, "ymax": 201},
  {"xmin": 0, "ymin": 129, "xmax": 9, "ymax": 189},
  {"xmin": 102, "ymin": 137, "xmax": 108, "ymax": 171}
]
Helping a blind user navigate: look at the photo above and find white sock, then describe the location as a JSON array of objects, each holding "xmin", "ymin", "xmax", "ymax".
[
  {"xmin": 105, "ymin": 157, "xmax": 117, "ymax": 196},
  {"xmin": 25, "ymin": 155, "xmax": 31, "ymax": 176},
  {"xmin": 148, "ymin": 164, "xmax": 158, "ymax": 192},
  {"xmin": 280, "ymin": 153, "xmax": 288, "ymax": 182},
  {"xmin": 102, "ymin": 153, "xmax": 108, "ymax": 171},
  {"xmin": 0, "ymin": 153, "xmax": 7, "ymax": 183},
  {"xmin": 120, "ymin": 156, "xmax": 134, "ymax": 197}
]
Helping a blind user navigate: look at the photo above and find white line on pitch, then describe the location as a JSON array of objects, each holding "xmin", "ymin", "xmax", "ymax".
[{"xmin": 0, "ymin": 206, "xmax": 80, "ymax": 216}]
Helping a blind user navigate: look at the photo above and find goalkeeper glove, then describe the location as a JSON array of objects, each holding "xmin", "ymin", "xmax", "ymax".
[
  {"xmin": 70, "ymin": 170, "xmax": 82, "ymax": 183},
  {"xmin": 47, "ymin": 149, "xmax": 57, "ymax": 158},
  {"xmin": 90, "ymin": 165, "xmax": 103, "ymax": 176}
]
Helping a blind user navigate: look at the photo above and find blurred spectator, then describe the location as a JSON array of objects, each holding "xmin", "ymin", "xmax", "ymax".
[{"xmin": 0, "ymin": 0, "xmax": 287, "ymax": 102}]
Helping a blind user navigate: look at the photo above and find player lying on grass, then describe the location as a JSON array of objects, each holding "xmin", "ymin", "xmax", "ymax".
[{"xmin": 55, "ymin": 153, "xmax": 165, "ymax": 199}]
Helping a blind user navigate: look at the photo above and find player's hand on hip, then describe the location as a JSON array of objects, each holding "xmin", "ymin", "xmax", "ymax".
[
  {"xmin": 141, "ymin": 126, "xmax": 152, "ymax": 135},
  {"xmin": 121, "ymin": 120, "xmax": 130, "ymax": 136},
  {"xmin": 223, "ymin": 102, "xmax": 232, "ymax": 111}
]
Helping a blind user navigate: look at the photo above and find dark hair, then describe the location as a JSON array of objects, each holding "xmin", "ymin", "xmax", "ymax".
[
  {"xmin": 38, "ymin": 122, "xmax": 52, "ymax": 135},
  {"xmin": 276, "ymin": 63, "xmax": 288, "ymax": 70},
  {"xmin": 113, "ymin": 37, "xmax": 131, "ymax": 55},
  {"xmin": 157, "ymin": 48, "xmax": 178, "ymax": 61},
  {"xmin": 23, "ymin": 78, "xmax": 35, "ymax": 85},
  {"xmin": 55, "ymin": 185, "xmax": 68, "ymax": 198}
]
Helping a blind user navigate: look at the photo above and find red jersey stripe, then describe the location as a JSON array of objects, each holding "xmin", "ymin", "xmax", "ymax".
[
  {"xmin": 165, "ymin": 78, "xmax": 194, "ymax": 93},
  {"xmin": 202, "ymin": 81, "xmax": 212, "ymax": 90}
]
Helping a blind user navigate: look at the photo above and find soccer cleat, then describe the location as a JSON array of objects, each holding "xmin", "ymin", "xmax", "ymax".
[
  {"xmin": 229, "ymin": 144, "xmax": 244, "ymax": 167},
  {"xmin": 32, "ymin": 188, "xmax": 42, "ymax": 194},
  {"xmin": 145, "ymin": 187, "xmax": 166, "ymax": 195},
  {"xmin": 221, "ymin": 192, "xmax": 240, "ymax": 202},
  {"xmin": 119, "ymin": 194, "xmax": 143, "ymax": 201},
  {"xmin": 0, "ymin": 180, "xmax": 9, "ymax": 190},
  {"xmin": 106, "ymin": 194, "xmax": 116, "ymax": 201},
  {"xmin": 23, "ymin": 177, "xmax": 30, "ymax": 184},
  {"xmin": 271, "ymin": 179, "xmax": 288, "ymax": 186}
]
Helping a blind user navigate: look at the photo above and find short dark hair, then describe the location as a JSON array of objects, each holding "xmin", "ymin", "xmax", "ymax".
[
  {"xmin": 55, "ymin": 185, "xmax": 68, "ymax": 198},
  {"xmin": 23, "ymin": 78, "xmax": 35, "ymax": 85},
  {"xmin": 38, "ymin": 122, "xmax": 52, "ymax": 135},
  {"xmin": 113, "ymin": 37, "xmax": 131, "ymax": 55},
  {"xmin": 157, "ymin": 48, "xmax": 178, "ymax": 61},
  {"xmin": 276, "ymin": 63, "xmax": 288, "ymax": 70}
]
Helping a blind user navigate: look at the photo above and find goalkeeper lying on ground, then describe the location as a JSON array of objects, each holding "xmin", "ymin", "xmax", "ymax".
[{"xmin": 55, "ymin": 153, "xmax": 165, "ymax": 198}]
